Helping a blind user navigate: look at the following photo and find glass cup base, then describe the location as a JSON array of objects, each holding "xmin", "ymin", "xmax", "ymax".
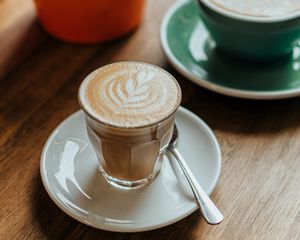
[{"xmin": 98, "ymin": 157, "xmax": 163, "ymax": 190}]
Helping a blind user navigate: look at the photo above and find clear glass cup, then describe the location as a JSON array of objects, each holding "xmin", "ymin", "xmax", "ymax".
[
  {"xmin": 78, "ymin": 62, "xmax": 181, "ymax": 189},
  {"xmin": 84, "ymin": 112, "xmax": 177, "ymax": 189}
]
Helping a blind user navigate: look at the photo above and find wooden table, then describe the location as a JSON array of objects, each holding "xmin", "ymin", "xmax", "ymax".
[{"xmin": 1, "ymin": 0, "xmax": 300, "ymax": 239}]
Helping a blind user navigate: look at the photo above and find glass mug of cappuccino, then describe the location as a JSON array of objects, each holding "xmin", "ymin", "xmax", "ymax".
[{"xmin": 78, "ymin": 62, "xmax": 181, "ymax": 189}]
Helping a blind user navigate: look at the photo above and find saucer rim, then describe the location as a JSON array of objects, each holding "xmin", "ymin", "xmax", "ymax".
[
  {"xmin": 40, "ymin": 107, "xmax": 221, "ymax": 232},
  {"xmin": 160, "ymin": 0, "xmax": 300, "ymax": 100}
]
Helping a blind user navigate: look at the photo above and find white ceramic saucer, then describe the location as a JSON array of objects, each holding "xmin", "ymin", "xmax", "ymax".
[{"xmin": 40, "ymin": 107, "xmax": 221, "ymax": 232}]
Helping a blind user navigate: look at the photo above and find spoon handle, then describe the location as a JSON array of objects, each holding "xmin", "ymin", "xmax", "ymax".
[{"xmin": 169, "ymin": 147, "xmax": 224, "ymax": 225}]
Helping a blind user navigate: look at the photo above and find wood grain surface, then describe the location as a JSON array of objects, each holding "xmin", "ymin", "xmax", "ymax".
[{"xmin": 1, "ymin": 0, "xmax": 300, "ymax": 239}]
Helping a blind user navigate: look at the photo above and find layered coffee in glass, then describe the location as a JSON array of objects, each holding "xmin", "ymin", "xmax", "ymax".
[{"xmin": 78, "ymin": 62, "xmax": 181, "ymax": 189}]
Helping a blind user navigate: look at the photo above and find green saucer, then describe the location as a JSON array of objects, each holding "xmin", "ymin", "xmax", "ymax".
[{"xmin": 160, "ymin": 0, "xmax": 300, "ymax": 99}]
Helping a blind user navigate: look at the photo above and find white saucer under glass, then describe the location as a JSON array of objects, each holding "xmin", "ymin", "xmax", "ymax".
[{"xmin": 40, "ymin": 107, "xmax": 221, "ymax": 232}]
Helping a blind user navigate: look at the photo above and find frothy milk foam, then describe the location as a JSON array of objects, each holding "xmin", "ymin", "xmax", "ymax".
[
  {"xmin": 209, "ymin": 0, "xmax": 300, "ymax": 18},
  {"xmin": 79, "ymin": 62, "xmax": 181, "ymax": 128}
]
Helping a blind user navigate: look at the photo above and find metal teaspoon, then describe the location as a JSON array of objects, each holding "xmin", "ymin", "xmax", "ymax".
[{"xmin": 167, "ymin": 124, "xmax": 224, "ymax": 225}]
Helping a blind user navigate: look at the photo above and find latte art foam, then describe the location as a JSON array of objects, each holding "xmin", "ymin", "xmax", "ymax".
[
  {"xmin": 210, "ymin": 0, "xmax": 300, "ymax": 17},
  {"xmin": 79, "ymin": 62, "xmax": 181, "ymax": 128}
]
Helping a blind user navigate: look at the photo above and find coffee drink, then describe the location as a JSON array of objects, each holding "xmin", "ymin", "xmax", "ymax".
[
  {"xmin": 79, "ymin": 62, "xmax": 180, "ymax": 127},
  {"xmin": 78, "ymin": 62, "xmax": 181, "ymax": 189},
  {"xmin": 209, "ymin": 0, "xmax": 300, "ymax": 18}
]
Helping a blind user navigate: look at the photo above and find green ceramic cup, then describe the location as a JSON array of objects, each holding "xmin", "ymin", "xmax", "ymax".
[{"xmin": 197, "ymin": 0, "xmax": 300, "ymax": 62}]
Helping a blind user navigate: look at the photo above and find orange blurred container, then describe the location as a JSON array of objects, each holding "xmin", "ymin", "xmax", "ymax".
[{"xmin": 34, "ymin": 0, "xmax": 146, "ymax": 43}]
